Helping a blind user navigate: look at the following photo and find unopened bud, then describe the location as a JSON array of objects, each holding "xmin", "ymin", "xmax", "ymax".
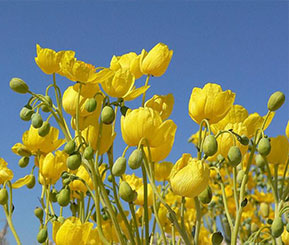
[
  {"xmin": 37, "ymin": 228, "xmax": 48, "ymax": 243},
  {"xmin": 34, "ymin": 207, "xmax": 44, "ymax": 220},
  {"xmin": 211, "ymin": 231, "xmax": 223, "ymax": 245},
  {"xmin": 112, "ymin": 157, "xmax": 126, "ymax": 177},
  {"xmin": 57, "ymin": 188, "xmax": 71, "ymax": 207},
  {"xmin": 128, "ymin": 149, "xmax": 143, "ymax": 170},
  {"xmin": 31, "ymin": 113, "xmax": 43, "ymax": 129},
  {"xmin": 38, "ymin": 122, "xmax": 50, "ymax": 137},
  {"xmin": 85, "ymin": 98, "xmax": 97, "ymax": 112},
  {"xmin": 258, "ymin": 138, "xmax": 271, "ymax": 156},
  {"xmin": 41, "ymin": 95, "xmax": 52, "ymax": 112},
  {"xmin": 64, "ymin": 141, "xmax": 76, "ymax": 155},
  {"xmin": 0, "ymin": 189, "xmax": 8, "ymax": 205},
  {"xmin": 20, "ymin": 107, "xmax": 34, "ymax": 121},
  {"xmin": 83, "ymin": 146, "xmax": 94, "ymax": 160},
  {"xmin": 67, "ymin": 152, "xmax": 82, "ymax": 170},
  {"xmin": 203, "ymin": 135, "xmax": 218, "ymax": 157},
  {"xmin": 119, "ymin": 181, "xmax": 135, "ymax": 203},
  {"xmin": 18, "ymin": 156, "xmax": 29, "ymax": 168},
  {"xmin": 267, "ymin": 91, "xmax": 285, "ymax": 111},
  {"xmin": 198, "ymin": 185, "xmax": 212, "ymax": 204},
  {"xmin": 26, "ymin": 175, "xmax": 36, "ymax": 189},
  {"xmin": 10, "ymin": 77, "xmax": 29, "ymax": 94},
  {"xmin": 227, "ymin": 146, "xmax": 242, "ymax": 167},
  {"xmin": 271, "ymin": 216, "xmax": 284, "ymax": 238},
  {"xmin": 101, "ymin": 106, "xmax": 115, "ymax": 125}
]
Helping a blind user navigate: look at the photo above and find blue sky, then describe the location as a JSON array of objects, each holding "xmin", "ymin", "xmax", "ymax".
[{"xmin": 0, "ymin": 2, "xmax": 288, "ymax": 244}]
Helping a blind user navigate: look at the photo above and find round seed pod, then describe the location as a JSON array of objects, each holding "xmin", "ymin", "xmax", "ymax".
[
  {"xmin": 271, "ymin": 216, "xmax": 284, "ymax": 238},
  {"xmin": 20, "ymin": 107, "xmax": 34, "ymax": 121},
  {"xmin": 112, "ymin": 157, "xmax": 126, "ymax": 177},
  {"xmin": 119, "ymin": 181, "xmax": 135, "ymax": 203},
  {"xmin": 57, "ymin": 188, "xmax": 71, "ymax": 207},
  {"xmin": 34, "ymin": 207, "xmax": 44, "ymax": 220},
  {"xmin": 0, "ymin": 189, "xmax": 8, "ymax": 205},
  {"xmin": 211, "ymin": 231, "xmax": 223, "ymax": 245},
  {"xmin": 38, "ymin": 122, "xmax": 51, "ymax": 137},
  {"xmin": 198, "ymin": 185, "xmax": 212, "ymax": 204},
  {"xmin": 267, "ymin": 91, "xmax": 285, "ymax": 111},
  {"xmin": 64, "ymin": 141, "xmax": 76, "ymax": 155},
  {"xmin": 31, "ymin": 113, "xmax": 43, "ymax": 128},
  {"xmin": 26, "ymin": 175, "xmax": 36, "ymax": 189},
  {"xmin": 83, "ymin": 146, "xmax": 94, "ymax": 160},
  {"xmin": 258, "ymin": 138, "xmax": 271, "ymax": 156},
  {"xmin": 85, "ymin": 98, "xmax": 97, "ymax": 112},
  {"xmin": 227, "ymin": 146, "xmax": 242, "ymax": 167},
  {"xmin": 18, "ymin": 156, "xmax": 29, "ymax": 168},
  {"xmin": 128, "ymin": 149, "xmax": 143, "ymax": 170},
  {"xmin": 37, "ymin": 228, "xmax": 48, "ymax": 243},
  {"xmin": 67, "ymin": 152, "xmax": 82, "ymax": 170},
  {"xmin": 203, "ymin": 135, "xmax": 218, "ymax": 156},
  {"xmin": 9, "ymin": 77, "xmax": 29, "ymax": 94},
  {"xmin": 101, "ymin": 106, "xmax": 115, "ymax": 125}
]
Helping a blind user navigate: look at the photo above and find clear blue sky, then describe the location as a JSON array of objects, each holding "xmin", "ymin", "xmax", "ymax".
[{"xmin": 0, "ymin": 2, "xmax": 288, "ymax": 244}]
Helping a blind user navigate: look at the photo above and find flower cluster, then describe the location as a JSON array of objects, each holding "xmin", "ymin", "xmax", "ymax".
[{"xmin": 1, "ymin": 42, "xmax": 288, "ymax": 245}]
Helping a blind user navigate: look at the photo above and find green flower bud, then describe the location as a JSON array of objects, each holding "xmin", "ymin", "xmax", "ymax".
[
  {"xmin": 18, "ymin": 156, "xmax": 29, "ymax": 168},
  {"xmin": 41, "ymin": 96, "xmax": 52, "ymax": 112},
  {"xmin": 267, "ymin": 91, "xmax": 285, "ymax": 111},
  {"xmin": 107, "ymin": 175, "xmax": 113, "ymax": 183},
  {"xmin": 63, "ymin": 178, "xmax": 71, "ymax": 186},
  {"xmin": 120, "ymin": 106, "xmax": 129, "ymax": 116},
  {"xmin": 251, "ymin": 223, "xmax": 258, "ymax": 233},
  {"xmin": 0, "ymin": 189, "xmax": 8, "ymax": 205},
  {"xmin": 9, "ymin": 77, "xmax": 29, "ymax": 94},
  {"xmin": 67, "ymin": 152, "xmax": 82, "ymax": 170},
  {"xmin": 211, "ymin": 231, "xmax": 223, "ymax": 245},
  {"xmin": 20, "ymin": 107, "xmax": 34, "ymax": 121},
  {"xmin": 227, "ymin": 146, "xmax": 242, "ymax": 167},
  {"xmin": 31, "ymin": 113, "xmax": 43, "ymax": 129},
  {"xmin": 38, "ymin": 122, "xmax": 51, "ymax": 137},
  {"xmin": 57, "ymin": 188, "xmax": 71, "ymax": 207},
  {"xmin": 26, "ymin": 175, "xmax": 36, "ymax": 189},
  {"xmin": 83, "ymin": 146, "xmax": 94, "ymax": 160},
  {"xmin": 239, "ymin": 135, "xmax": 249, "ymax": 146},
  {"xmin": 50, "ymin": 188, "xmax": 58, "ymax": 203},
  {"xmin": 258, "ymin": 138, "xmax": 271, "ymax": 156},
  {"xmin": 198, "ymin": 185, "xmax": 212, "ymax": 204},
  {"xmin": 119, "ymin": 181, "xmax": 135, "ymax": 203},
  {"xmin": 237, "ymin": 170, "xmax": 245, "ymax": 184},
  {"xmin": 37, "ymin": 228, "xmax": 48, "ymax": 243},
  {"xmin": 260, "ymin": 202, "xmax": 270, "ymax": 218},
  {"xmin": 271, "ymin": 216, "xmax": 284, "ymax": 238},
  {"xmin": 255, "ymin": 154, "xmax": 266, "ymax": 168},
  {"xmin": 112, "ymin": 157, "xmax": 126, "ymax": 177},
  {"xmin": 17, "ymin": 147, "xmax": 31, "ymax": 157},
  {"xmin": 101, "ymin": 106, "xmax": 115, "ymax": 125},
  {"xmin": 64, "ymin": 141, "xmax": 76, "ymax": 155},
  {"xmin": 85, "ymin": 98, "xmax": 97, "ymax": 112},
  {"xmin": 34, "ymin": 207, "xmax": 44, "ymax": 220},
  {"xmin": 128, "ymin": 149, "xmax": 143, "ymax": 170},
  {"xmin": 203, "ymin": 135, "xmax": 218, "ymax": 156}
]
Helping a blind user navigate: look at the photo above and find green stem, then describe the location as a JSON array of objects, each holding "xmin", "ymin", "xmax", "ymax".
[
  {"xmin": 141, "ymin": 164, "xmax": 150, "ymax": 243},
  {"xmin": 3, "ymin": 207, "xmax": 21, "ymax": 244},
  {"xmin": 233, "ymin": 167, "xmax": 239, "ymax": 211},
  {"xmin": 181, "ymin": 197, "xmax": 186, "ymax": 231},
  {"xmin": 141, "ymin": 75, "xmax": 150, "ymax": 106},
  {"xmin": 129, "ymin": 203, "xmax": 142, "ymax": 245},
  {"xmin": 194, "ymin": 197, "xmax": 201, "ymax": 245}
]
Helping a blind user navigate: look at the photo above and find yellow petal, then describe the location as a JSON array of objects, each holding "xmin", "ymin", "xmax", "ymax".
[{"xmin": 12, "ymin": 175, "xmax": 32, "ymax": 188}]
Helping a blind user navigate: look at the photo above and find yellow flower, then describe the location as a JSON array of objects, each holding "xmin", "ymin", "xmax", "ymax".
[
  {"xmin": 0, "ymin": 158, "xmax": 13, "ymax": 184},
  {"xmin": 86, "ymin": 228, "xmax": 100, "ymax": 245},
  {"xmin": 267, "ymin": 135, "xmax": 289, "ymax": 165},
  {"xmin": 169, "ymin": 154, "xmax": 210, "ymax": 198},
  {"xmin": 22, "ymin": 126, "xmax": 65, "ymax": 155},
  {"xmin": 62, "ymin": 84, "xmax": 101, "ymax": 117},
  {"xmin": 154, "ymin": 162, "xmax": 173, "ymax": 182},
  {"xmin": 121, "ymin": 107, "xmax": 176, "ymax": 147},
  {"xmin": 39, "ymin": 151, "xmax": 67, "ymax": 184},
  {"xmin": 110, "ymin": 52, "xmax": 143, "ymax": 79},
  {"xmin": 285, "ymin": 120, "xmax": 289, "ymax": 139},
  {"xmin": 35, "ymin": 44, "xmax": 74, "ymax": 75},
  {"xmin": 145, "ymin": 94, "xmax": 174, "ymax": 120},
  {"xmin": 140, "ymin": 43, "xmax": 173, "ymax": 77},
  {"xmin": 100, "ymin": 69, "xmax": 149, "ymax": 101},
  {"xmin": 54, "ymin": 217, "xmax": 93, "ymax": 245},
  {"xmin": 188, "ymin": 83, "xmax": 235, "ymax": 124}
]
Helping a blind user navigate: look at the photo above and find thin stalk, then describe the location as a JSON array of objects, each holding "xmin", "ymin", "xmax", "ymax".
[
  {"xmin": 141, "ymin": 164, "xmax": 150, "ymax": 243},
  {"xmin": 141, "ymin": 75, "xmax": 150, "ymax": 106},
  {"xmin": 194, "ymin": 197, "xmax": 201, "ymax": 245},
  {"xmin": 233, "ymin": 167, "xmax": 239, "ymax": 211},
  {"xmin": 129, "ymin": 203, "xmax": 142, "ymax": 245}
]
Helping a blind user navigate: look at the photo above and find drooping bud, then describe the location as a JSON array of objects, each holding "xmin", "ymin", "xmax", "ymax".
[
  {"xmin": 50, "ymin": 188, "xmax": 58, "ymax": 203},
  {"xmin": 41, "ymin": 95, "xmax": 52, "ymax": 112},
  {"xmin": 271, "ymin": 216, "xmax": 284, "ymax": 238},
  {"xmin": 31, "ymin": 113, "xmax": 43, "ymax": 129},
  {"xmin": 34, "ymin": 207, "xmax": 44, "ymax": 221},
  {"xmin": 267, "ymin": 91, "xmax": 285, "ymax": 111},
  {"xmin": 203, "ymin": 135, "xmax": 218, "ymax": 157},
  {"xmin": 101, "ymin": 106, "xmax": 115, "ymax": 125},
  {"xmin": 38, "ymin": 122, "xmax": 51, "ymax": 137},
  {"xmin": 57, "ymin": 188, "xmax": 71, "ymax": 207},
  {"xmin": 112, "ymin": 157, "xmax": 126, "ymax": 176},
  {"xmin": 67, "ymin": 152, "xmax": 82, "ymax": 170},
  {"xmin": 237, "ymin": 170, "xmax": 245, "ymax": 184},
  {"xmin": 26, "ymin": 175, "xmax": 36, "ymax": 189},
  {"xmin": 128, "ymin": 149, "xmax": 143, "ymax": 170},
  {"xmin": 85, "ymin": 98, "xmax": 97, "ymax": 112},
  {"xmin": 255, "ymin": 154, "xmax": 267, "ymax": 168},
  {"xmin": 258, "ymin": 138, "xmax": 271, "ymax": 156},
  {"xmin": 37, "ymin": 228, "xmax": 48, "ymax": 243},
  {"xmin": 119, "ymin": 181, "xmax": 135, "ymax": 203},
  {"xmin": 20, "ymin": 106, "xmax": 34, "ymax": 121},
  {"xmin": 64, "ymin": 141, "xmax": 76, "ymax": 155},
  {"xmin": 9, "ymin": 77, "xmax": 29, "ymax": 94},
  {"xmin": 211, "ymin": 231, "xmax": 223, "ymax": 245},
  {"xmin": 0, "ymin": 189, "xmax": 8, "ymax": 205},
  {"xmin": 227, "ymin": 146, "xmax": 242, "ymax": 167},
  {"xmin": 239, "ymin": 135, "xmax": 249, "ymax": 146},
  {"xmin": 18, "ymin": 156, "xmax": 29, "ymax": 168},
  {"xmin": 83, "ymin": 146, "xmax": 94, "ymax": 160},
  {"xmin": 198, "ymin": 185, "xmax": 212, "ymax": 204}
]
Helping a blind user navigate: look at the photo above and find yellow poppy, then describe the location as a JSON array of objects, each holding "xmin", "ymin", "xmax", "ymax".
[{"xmin": 0, "ymin": 158, "xmax": 13, "ymax": 184}]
